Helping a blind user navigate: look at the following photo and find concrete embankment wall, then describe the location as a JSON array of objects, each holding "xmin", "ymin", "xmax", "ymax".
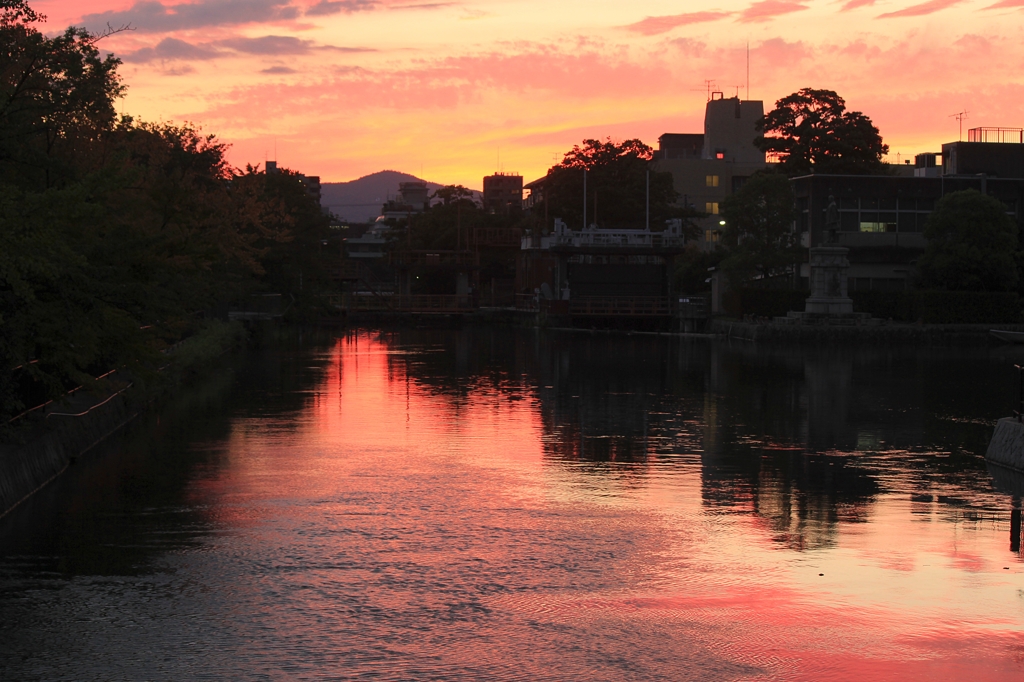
[
  {"xmin": 987, "ymin": 418, "xmax": 1024, "ymax": 473},
  {"xmin": 711, "ymin": 320, "xmax": 1024, "ymax": 345},
  {"xmin": 0, "ymin": 390, "xmax": 140, "ymax": 518},
  {"xmin": 0, "ymin": 320, "xmax": 247, "ymax": 519}
]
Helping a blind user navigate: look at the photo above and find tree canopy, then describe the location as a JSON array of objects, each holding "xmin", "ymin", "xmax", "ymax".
[
  {"xmin": 756, "ymin": 89, "xmax": 889, "ymax": 176},
  {"xmin": 0, "ymin": 1, "xmax": 331, "ymax": 423},
  {"xmin": 719, "ymin": 171, "xmax": 800, "ymax": 283},
  {"xmin": 536, "ymin": 138, "xmax": 696, "ymax": 233},
  {"xmin": 916, "ymin": 189, "xmax": 1019, "ymax": 292}
]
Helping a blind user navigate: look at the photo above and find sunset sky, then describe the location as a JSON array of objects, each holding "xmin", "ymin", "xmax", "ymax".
[{"xmin": 35, "ymin": 0, "xmax": 1024, "ymax": 188}]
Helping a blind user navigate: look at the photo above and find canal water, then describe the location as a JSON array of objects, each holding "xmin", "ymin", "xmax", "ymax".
[{"xmin": 1, "ymin": 329, "xmax": 1023, "ymax": 680}]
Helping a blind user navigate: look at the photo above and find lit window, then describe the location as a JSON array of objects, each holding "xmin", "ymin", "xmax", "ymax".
[
  {"xmin": 705, "ymin": 202, "xmax": 719, "ymax": 214},
  {"xmin": 704, "ymin": 230, "xmax": 721, "ymax": 243},
  {"xmin": 705, "ymin": 175, "xmax": 720, "ymax": 187}
]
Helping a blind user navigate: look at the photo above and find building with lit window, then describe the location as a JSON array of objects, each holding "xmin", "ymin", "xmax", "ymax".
[
  {"xmin": 791, "ymin": 128, "xmax": 1024, "ymax": 291},
  {"xmin": 483, "ymin": 173, "xmax": 523, "ymax": 215},
  {"xmin": 653, "ymin": 94, "xmax": 767, "ymax": 250}
]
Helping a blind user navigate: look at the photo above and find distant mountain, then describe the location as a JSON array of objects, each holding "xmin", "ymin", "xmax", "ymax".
[{"xmin": 320, "ymin": 170, "xmax": 480, "ymax": 222}]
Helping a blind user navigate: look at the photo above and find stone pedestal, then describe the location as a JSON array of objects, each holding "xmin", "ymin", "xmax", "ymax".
[{"xmin": 805, "ymin": 246, "xmax": 853, "ymax": 315}]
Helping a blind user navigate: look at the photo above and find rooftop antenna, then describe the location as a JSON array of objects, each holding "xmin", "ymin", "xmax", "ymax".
[
  {"xmin": 691, "ymin": 79, "xmax": 717, "ymax": 101},
  {"xmin": 746, "ymin": 41, "xmax": 750, "ymax": 100},
  {"xmin": 950, "ymin": 110, "xmax": 968, "ymax": 141},
  {"xmin": 731, "ymin": 85, "xmax": 743, "ymax": 98}
]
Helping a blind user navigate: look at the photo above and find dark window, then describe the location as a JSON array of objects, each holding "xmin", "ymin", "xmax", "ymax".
[
  {"xmin": 840, "ymin": 198, "xmax": 859, "ymax": 210},
  {"xmin": 880, "ymin": 213, "xmax": 898, "ymax": 232},
  {"xmin": 861, "ymin": 198, "xmax": 879, "ymax": 210},
  {"xmin": 841, "ymin": 212, "xmax": 859, "ymax": 231},
  {"xmin": 879, "ymin": 198, "xmax": 897, "ymax": 210},
  {"xmin": 917, "ymin": 198, "xmax": 935, "ymax": 211}
]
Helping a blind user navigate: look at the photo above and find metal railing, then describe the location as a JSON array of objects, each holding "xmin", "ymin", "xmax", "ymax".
[
  {"xmin": 345, "ymin": 294, "xmax": 476, "ymax": 312},
  {"xmin": 396, "ymin": 250, "xmax": 478, "ymax": 267},
  {"xmin": 569, "ymin": 296, "xmax": 673, "ymax": 316},
  {"xmin": 1015, "ymin": 364, "xmax": 1023, "ymax": 423},
  {"xmin": 552, "ymin": 232, "xmax": 685, "ymax": 248}
]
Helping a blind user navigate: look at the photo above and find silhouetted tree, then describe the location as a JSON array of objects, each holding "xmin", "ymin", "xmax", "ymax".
[
  {"xmin": 917, "ymin": 189, "xmax": 1019, "ymax": 292},
  {"xmin": 536, "ymin": 138, "xmax": 695, "ymax": 233},
  {"xmin": 756, "ymin": 89, "xmax": 888, "ymax": 176},
  {"xmin": 719, "ymin": 171, "xmax": 800, "ymax": 283}
]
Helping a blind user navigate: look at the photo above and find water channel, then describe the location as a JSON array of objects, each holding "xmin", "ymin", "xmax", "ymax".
[{"xmin": 2, "ymin": 328, "xmax": 1023, "ymax": 680}]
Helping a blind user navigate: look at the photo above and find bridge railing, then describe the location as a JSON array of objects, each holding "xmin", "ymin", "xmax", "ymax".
[{"xmin": 569, "ymin": 296, "xmax": 673, "ymax": 316}]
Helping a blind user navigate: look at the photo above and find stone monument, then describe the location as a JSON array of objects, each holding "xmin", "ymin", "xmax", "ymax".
[
  {"xmin": 778, "ymin": 194, "xmax": 880, "ymax": 325},
  {"xmin": 804, "ymin": 195, "xmax": 853, "ymax": 315}
]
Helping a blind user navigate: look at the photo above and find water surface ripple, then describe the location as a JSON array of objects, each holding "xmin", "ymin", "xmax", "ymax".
[{"xmin": 2, "ymin": 329, "xmax": 1023, "ymax": 680}]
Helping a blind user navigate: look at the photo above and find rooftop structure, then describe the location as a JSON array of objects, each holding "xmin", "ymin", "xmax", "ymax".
[{"xmin": 483, "ymin": 173, "xmax": 523, "ymax": 214}]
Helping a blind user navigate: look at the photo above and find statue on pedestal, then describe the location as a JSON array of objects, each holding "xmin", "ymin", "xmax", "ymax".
[{"xmin": 824, "ymin": 195, "xmax": 840, "ymax": 245}]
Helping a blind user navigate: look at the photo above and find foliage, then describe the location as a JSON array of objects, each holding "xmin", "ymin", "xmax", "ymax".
[
  {"xmin": 756, "ymin": 89, "xmax": 889, "ymax": 176},
  {"xmin": 851, "ymin": 290, "xmax": 1021, "ymax": 323},
  {"xmin": 534, "ymin": 138, "xmax": 698, "ymax": 234},
  {"xmin": 0, "ymin": 2, "xmax": 331, "ymax": 423},
  {"xmin": 725, "ymin": 289, "xmax": 808, "ymax": 318},
  {"xmin": 391, "ymin": 186, "xmax": 526, "ymax": 295},
  {"xmin": 916, "ymin": 189, "xmax": 1019, "ymax": 292},
  {"xmin": 672, "ymin": 244, "xmax": 721, "ymax": 293},
  {"xmin": 719, "ymin": 171, "xmax": 801, "ymax": 284}
]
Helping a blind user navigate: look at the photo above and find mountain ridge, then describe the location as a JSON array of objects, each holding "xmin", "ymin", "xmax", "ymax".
[{"xmin": 320, "ymin": 170, "xmax": 480, "ymax": 222}]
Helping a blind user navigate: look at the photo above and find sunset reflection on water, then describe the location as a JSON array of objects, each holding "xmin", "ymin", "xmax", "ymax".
[{"xmin": 2, "ymin": 328, "xmax": 1023, "ymax": 680}]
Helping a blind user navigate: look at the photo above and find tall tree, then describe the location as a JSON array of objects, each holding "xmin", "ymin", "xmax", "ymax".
[
  {"xmin": 0, "ymin": 0, "xmax": 124, "ymax": 188},
  {"xmin": 756, "ymin": 89, "xmax": 888, "ymax": 176},
  {"xmin": 917, "ymin": 189, "xmax": 1019, "ymax": 292},
  {"xmin": 719, "ymin": 171, "xmax": 800, "ymax": 283},
  {"xmin": 537, "ymin": 138, "xmax": 694, "ymax": 233}
]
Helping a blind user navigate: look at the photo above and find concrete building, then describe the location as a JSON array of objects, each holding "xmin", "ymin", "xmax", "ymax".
[
  {"xmin": 792, "ymin": 127, "xmax": 1024, "ymax": 291},
  {"xmin": 265, "ymin": 161, "xmax": 323, "ymax": 207},
  {"xmin": 398, "ymin": 181, "xmax": 429, "ymax": 211},
  {"xmin": 482, "ymin": 173, "xmax": 523, "ymax": 214},
  {"xmin": 653, "ymin": 94, "xmax": 767, "ymax": 249}
]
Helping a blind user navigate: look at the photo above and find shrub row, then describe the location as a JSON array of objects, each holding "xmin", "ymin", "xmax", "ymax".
[
  {"xmin": 851, "ymin": 290, "xmax": 1022, "ymax": 324},
  {"xmin": 728, "ymin": 288, "xmax": 1022, "ymax": 324}
]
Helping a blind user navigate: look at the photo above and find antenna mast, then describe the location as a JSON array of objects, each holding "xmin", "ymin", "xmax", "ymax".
[
  {"xmin": 746, "ymin": 41, "xmax": 750, "ymax": 100},
  {"xmin": 949, "ymin": 110, "xmax": 968, "ymax": 141}
]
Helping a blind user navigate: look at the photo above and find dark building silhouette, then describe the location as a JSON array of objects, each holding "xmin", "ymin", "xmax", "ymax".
[
  {"xmin": 793, "ymin": 127, "xmax": 1024, "ymax": 290},
  {"xmin": 652, "ymin": 94, "xmax": 767, "ymax": 250},
  {"xmin": 483, "ymin": 173, "xmax": 523, "ymax": 214}
]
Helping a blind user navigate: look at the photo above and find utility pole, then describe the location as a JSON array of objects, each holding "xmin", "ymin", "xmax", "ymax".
[
  {"xmin": 582, "ymin": 169, "xmax": 587, "ymax": 230},
  {"xmin": 645, "ymin": 170, "xmax": 650, "ymax": 230}
]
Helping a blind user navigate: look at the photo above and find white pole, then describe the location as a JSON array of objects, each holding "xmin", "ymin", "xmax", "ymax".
[
  {"xmin": 646, "ymin": 170, "xmax": 650, "ymax": 230},
  {"xmin": 583, "ymin": 169, "xmax": 587, "ymax": 229}
]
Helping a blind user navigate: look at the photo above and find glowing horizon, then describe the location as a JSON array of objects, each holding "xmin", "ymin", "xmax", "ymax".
[{"xmin": 34, "ymin": 0, "xmax": 1024, "ymax": 188}]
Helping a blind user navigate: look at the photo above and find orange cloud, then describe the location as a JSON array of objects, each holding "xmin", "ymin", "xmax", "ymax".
[
  {"xmin": 738, "ymin": 0, "xmax": 810, "ymax": 23},
  {"xmin": 623, "ymin": 11, "xmax": 732, "ymax": 36},
  {"xmin": 839, "ymin": 0, "xmax": 879, "ymax": 9},
  {"xmin": 876, "ymin": 0, "xmax": 965, "ymax": 18}
]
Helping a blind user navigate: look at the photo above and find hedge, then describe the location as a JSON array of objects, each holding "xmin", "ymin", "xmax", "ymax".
[
  {"xmin": 729, "ymin": 288, "xmax": 1022, "ymax": 323},
  {"xmin": 849, "ymin": 290, "xmax": 1022, "ymax": 323}
]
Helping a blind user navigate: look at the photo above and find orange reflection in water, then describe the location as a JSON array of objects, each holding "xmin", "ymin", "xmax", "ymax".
[{"xmin": 195, "ymin": 332, "xmax": 1024, "ymax": 681}]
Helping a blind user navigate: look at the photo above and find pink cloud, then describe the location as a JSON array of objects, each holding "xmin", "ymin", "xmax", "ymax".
[
  {"xmin": 985, "ymin": 0, "xmax": 1024, "ymax": 8},
  {"xmin": 840, "ymin": 0, "xmax": 879, "ymax": 9},
  {"xmin": 623, "ymin": 11, "xmax": 732, "ymax": 36},
  {"xmin": 738, "ymin": 0, "xmax": 810, "ymax": 23},
  {"xmin": 877, "ymin": 0, "xmax": 964, "ymax": 18}
]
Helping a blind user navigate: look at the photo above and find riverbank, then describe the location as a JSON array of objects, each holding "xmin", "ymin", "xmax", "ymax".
[
  {"xmin": 710, "ymin": 319, "xmax": 1024, "ymax": 345},
  {"xmin": 0, "ymin": 321, "xmax": 247, "ymax": 518}
]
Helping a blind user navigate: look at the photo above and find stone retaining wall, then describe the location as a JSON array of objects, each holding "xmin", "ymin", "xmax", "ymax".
[
  {"xmin": 0, "ymin": 390, "xmax": 141, "ymax": 518},
  {"xmin": 711, "ymin": 320, "xmax": 1024, "ymax": 345}
]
